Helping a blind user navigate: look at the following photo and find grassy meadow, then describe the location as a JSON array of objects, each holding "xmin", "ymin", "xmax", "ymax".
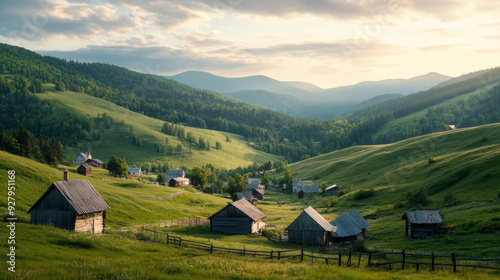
[
  {"xmin": 36, "ymin": 89, "xmax": 283, "ymax": 169},
  {"xmin": 1, "ymin": 122, "xmax": 500, "ymax": 278}
]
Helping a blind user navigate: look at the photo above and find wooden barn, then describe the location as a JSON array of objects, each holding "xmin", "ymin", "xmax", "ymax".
[
  {"xmin": 324, "ymin": 184, "xmax": 338, "ymax": 196},
  {"xmin": 27, "ymin": 171, "xmax": 110, "ymax": 234},
  {"xmin": 168, "ymin": 177, "xmax": 190, "ymax": 187},
  {"xmin": 286, "ymin": 206, "xmax": 337, "ymax": 246},
  {"xmin": 77, "ymin": 163, "xmax": 92, "ymax": 176},
  {"xmin": 251, "ymin": 188, "xmax": 264, "ymax": 200},
  {"xmin": 234, "ymin": 191, "xmax": 257, "ymax": 204},
  {"xmin": 85, "ymin": 158, "xmax": 103, "ymax": 168},
  {"xmin": 208, "ymin": 198, "xmax": 266, "ymax": 234},
  {"xmin": 330, "ymin": 209, "xmax": 370, "ymax": 242},
  {"xmin": 402, "ymin": 211, "xmax": 443, "ymax": 238}
]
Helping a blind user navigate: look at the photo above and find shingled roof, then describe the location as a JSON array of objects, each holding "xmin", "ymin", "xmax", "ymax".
[
  {"xmin": 302, "ymin": 206, "xmax": 337, "ymax": 232},
  {"xmin": 236, "ymin": 191, "xmax": 255, "ymax": 201},
  {"xmin": 402, "ymin": 211, "xmax": 443, "ymax": 224},
  {"xmin": 28, "ymin": 179, "xmax": 110, "ymax": 216},
  {"xmin": 331, "ymin": 209, "xmax": 370, "ymax": 237},
  {"xmin": 209, "ymin": 198, "xmax": 265, "ymax": 221}
]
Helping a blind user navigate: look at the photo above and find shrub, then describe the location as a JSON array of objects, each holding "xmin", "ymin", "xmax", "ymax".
[
  {"xmin": 262, "ymin": 229, "xmax": 282, "ymax": 239},
  {"xmin": 353, "ymin": 189, "xmax": 375, "ymax": 200},
  {"xmin": 442, "ymin": 191, "xmax": 457, "ymax": 206},
  {"xmin": 406, "ymin": 188, "xmax": 430, "ymax": 207},
  {"xmin": 428, "ymin": 156, "xmax": 436, "ymax": 164},
  {"xmin": 351, "ymin": 239, "xmax": 367, "ymax": 252}
]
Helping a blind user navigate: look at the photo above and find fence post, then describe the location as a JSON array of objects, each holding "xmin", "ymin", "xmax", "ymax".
[
  {"xmin": 348, "ymin": 251, "xmax": 352, "ymax": 267},
  {"xmin": 452, "ymin": 253, "xmax": 456, "ymax": 273},
  {"xmin": 311, "ymin": 251, "xmax": 313, "ymax": 264},
  {"xmin": 368, "ymin": 252, "xmax": 372, "ymax": 266},
  {"xmin": 402, "ymin": 250, "xmax": 406, "ymax": 270},
  {"xmin": 431, "ymin": 252, "xmax": 435, "ymax": 271},
  {"xmin": 243, "ymin": 245, "xmax": 246, "ymax": 257},
  {"xmin": 271, "ymin": 250, "xmax": 273, "ymax": 260},
  {"xmin": 167, "ymin": 233, "xmax": 169, "ymax": 245},
  {"xmin": 179, "ymin": 237, "xmax": 182, "ymax": 247},
  {"xmin": 301, "ymin": 248, "xmax": 304, "ymax": 262},
  {"xmin": 210, "ymin": 243, "xmax": 213, "ymax": 254},
  {"xmin": 358, "ymin": 252, "xmax": 362, "ymax": 267},
  {"xmin": 153, "ymin": 227, "xmax": 156, "ymax": 241},
  {"xmin": 338, "ymin": 252, "xmax": 342, "ymax": 266}
]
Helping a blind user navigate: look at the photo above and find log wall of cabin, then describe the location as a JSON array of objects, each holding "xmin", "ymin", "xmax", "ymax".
[
  {"xmin": 30, "ymin": 188, "xmax": 75, "ymax": 230},
  {"xmin": 287, "ymin": 212, "xmax": 326, "ymax": 246},
  {"xmin": 74, "ymin": 212, "xmax": 105, "ymax": 234}
]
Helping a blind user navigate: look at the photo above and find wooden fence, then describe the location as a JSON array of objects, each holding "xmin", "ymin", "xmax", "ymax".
[
  {"xmin": 141, "ymin": 229, "xmax": 500, "ymax": 272},
  {"xmin": 143, "ymin": 218, "xmax": 210, "ymax": 228}
]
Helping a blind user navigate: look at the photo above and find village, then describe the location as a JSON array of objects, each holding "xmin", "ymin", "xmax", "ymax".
[{"xmin": 29, "ymin": 149, "xmax": 447, "ymax": 245}]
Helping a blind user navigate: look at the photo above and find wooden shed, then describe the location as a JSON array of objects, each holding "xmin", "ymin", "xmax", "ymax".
[
  {"xmin": 324, "ymin": 184, "xmax": 338, "ymax": 196},
  {"xmin": 77, "ymin": 163, "xmax": 92, "ymax": 176},
  {"xmin": 251, "ymin": 188, "xmax": 264, "ymax": 200},
  {"xmin": 168, "ymin": 177, "xmax": 190, "ymax": 187},
  {"xmin": 402, "ymin": 211, "xmax": 443, "ymax": 238},
  {"xmin": 331, "ymin": 209, "xmax": 370, "ymax": 242},
  {"xmin": 235, "ymin": 191, "xmax": 257, "ymax": 204},
  {"xmin": 27, "ymin": 171, "xmax": 110, "ymax": 234},
  {"xmin": 85, "ymin": 158, "xmax": 103, "ymax": 168},
  {"xmin": 286, "ymin": 206, "xmax": 337, "ymax": 246},
  {"xmin": 208, "ymin": 199, "xmax": 266, "ymax": 234}
]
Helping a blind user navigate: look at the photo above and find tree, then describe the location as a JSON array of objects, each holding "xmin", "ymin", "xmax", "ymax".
[
  {"xmin": 55, "ymin": 81, "xmax": 66, "ymax": 91},
  {"xmin": 227, "ymin": 173, "xmax": 246, "ymax": 197},
  {"xmin": 406, "ymin": 188, "xmax": 430, "ymax": 207},
  {"xmin": 320, "ymin": 181, "xmax": 328, "ymax": 192},
  {"xmin": 106, "ymin": 155, "xmax": 128, "ymax": 177},
  {"xmin": 281, "ymin": 167, "xmax": 293, "ymax": 193},
  {"xmin": 261, "ymin": 172, "xmax": 270, "ymax": 186},
  {"xmin": 156, "ymin": 173, "xmax": 166, "ymax": 185},
  {"xmin": 190, "ymin": 167, "xmax": 208, "ymax": 187}
]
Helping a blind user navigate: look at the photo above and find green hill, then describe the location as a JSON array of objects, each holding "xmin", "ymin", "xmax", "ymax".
[{"xmin": 36, "ymin": 90, "xmax": 283, "ymax": 169}]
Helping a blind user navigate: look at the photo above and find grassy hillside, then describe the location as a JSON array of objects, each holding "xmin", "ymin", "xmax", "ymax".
[
  {"xmin": 271, "ymin": 122, "xmax": 500, "ymax": 257},
  {"xmin": 36, "ymin": 90, "xmax": 283, "ymax": 169}
]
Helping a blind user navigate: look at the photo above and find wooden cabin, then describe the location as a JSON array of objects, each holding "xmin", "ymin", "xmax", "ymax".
[
  {"xmin": 167, "ymin": 170, "xmax": 186, "ymax": 181},
  {"xmin": 234, "ymin": 191, "xmax": 257, "ymax": 204},
  {"xmin": 324, "ymin": 184, "xmax": 338, "ymax": 196},
  {"xmin": 402, "ymin": 211, "xmax": 443, "ymax": 238},
  {"xmin": 292, "ymin": 179, "xmax": 313, "ymax": 193},
  {"xmin": 128, "ymin": 167, "xmax": 141, "ymax": 177},
  {"xmin": 331, "ymin": 209, "xmax": 370, "ymax": 242},
  {"xmin": 75, "ymin": 151, "xmax": 91, "ymax": 165},
  {"xmin": 85, "ymin": 158, "xmax": 103, "ymax": 168},
  {"xmin": 168, "ymin": 177, "xmax": 190, "ymax": 187},
  {"xmin": 251, "ymin": 188, "xmax": 264, "ymax": 200},
  {"xmin": 77, "ymin": 163, "xmax": 92, "ymax": 176},
  {"xmin": 286, "ymin": 206, "xmax": 337, "ymax": 246},
  {"xmin": 27, "ymin": 170, "xmax": 110, "ymax": 234},
  {"xmin": 208, "ymin": 199, "xmax": 266, "ymax": 234}
]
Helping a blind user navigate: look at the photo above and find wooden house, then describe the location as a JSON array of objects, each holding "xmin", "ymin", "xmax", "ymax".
[
  {"xmin": 251, "ymin": 188, "xmax": 264, "ymax": 200},
  {"xmin": 402, "ymin": 211, "xmax": 443, "ymax": 238},
  {"xmin": 27, "ymin": 170, "xmax": 110, "ymax": 234},
  {"xmin": 324, "ymin": 184, "xmax": 338, "ymax": 196},
  {"xmin": 85, "ymin": 158, "xmax": 103, "ymax": 168},
  {"xmin": 330, "ymin": 209, "xmax": 370, "ymax": 242},
  {"xmin": 168, "ymin": 177, "xmax": 190, "ymax": 187},
  {"xmin": 75, "ymin": 151, "xmax": 92, "ymax": 165},
  {"xmin": 234, "ymin": 191, "xmax": 257, "ymax": 204},
  {"xmin": 128, "ymin": 167, "xmax": 141, "ymax": 177},
  {"xmin": 292, "ymin": 179, "xmax": 313, "ymax": 193},
  {"xmin": 77, "ymin": 163, "xmax": 92, "ymax": 176},
  {"xmin": 208, "ymin": 199, "xmax": 266, "ymax": 234},
  {"xmin": 286, "ymin": 206, "xmax": 337, "ymax": 246},
  {"xmin": 167, "ymin": 170, "xmax": 186, "ymax": 181},
  {"xmin": 302, "ymin": 185, "xmax": 320, "ymax": 194}
]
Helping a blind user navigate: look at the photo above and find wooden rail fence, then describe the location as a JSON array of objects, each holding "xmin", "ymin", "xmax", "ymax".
[
  {"xmin": 141, "ymin": 228, "xmax": 500, "ymax": 272},
  {"xmin": 143, "ymin": 218, "xmax": 210, "ymax": 228}
]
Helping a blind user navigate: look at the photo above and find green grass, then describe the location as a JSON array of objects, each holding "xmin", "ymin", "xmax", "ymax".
[{"xmin": 36, "ymin": 90, "xmax": 283, "ymax": 169}]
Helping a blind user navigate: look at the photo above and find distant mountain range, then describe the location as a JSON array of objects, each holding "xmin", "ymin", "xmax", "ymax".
[{"xmin": 167, "ymin": 71, "xmax": 451, "ymax": 119}]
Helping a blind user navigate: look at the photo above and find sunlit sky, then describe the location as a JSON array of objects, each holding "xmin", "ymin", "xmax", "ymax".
[{"xmin": 1, "ymin": 0, "xmax": 499, "ymax": 88}]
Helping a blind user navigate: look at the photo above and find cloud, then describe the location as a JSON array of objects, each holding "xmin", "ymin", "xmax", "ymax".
[
  {"xmin": 0, "ymin": 0, "xmax": 135, "ymax": 41},
  {"xmin": 38, "ymin": 45, "xmax": 268, "ymax": 75},
  {"xmin": 178, "ymin": 32, "xmax": 235, "ymax": 48}
]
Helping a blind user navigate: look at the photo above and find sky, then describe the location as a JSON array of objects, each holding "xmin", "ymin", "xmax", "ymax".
[{"xmin": 1, "ymin": 0, "xmax": 499, "ymax": 88}]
